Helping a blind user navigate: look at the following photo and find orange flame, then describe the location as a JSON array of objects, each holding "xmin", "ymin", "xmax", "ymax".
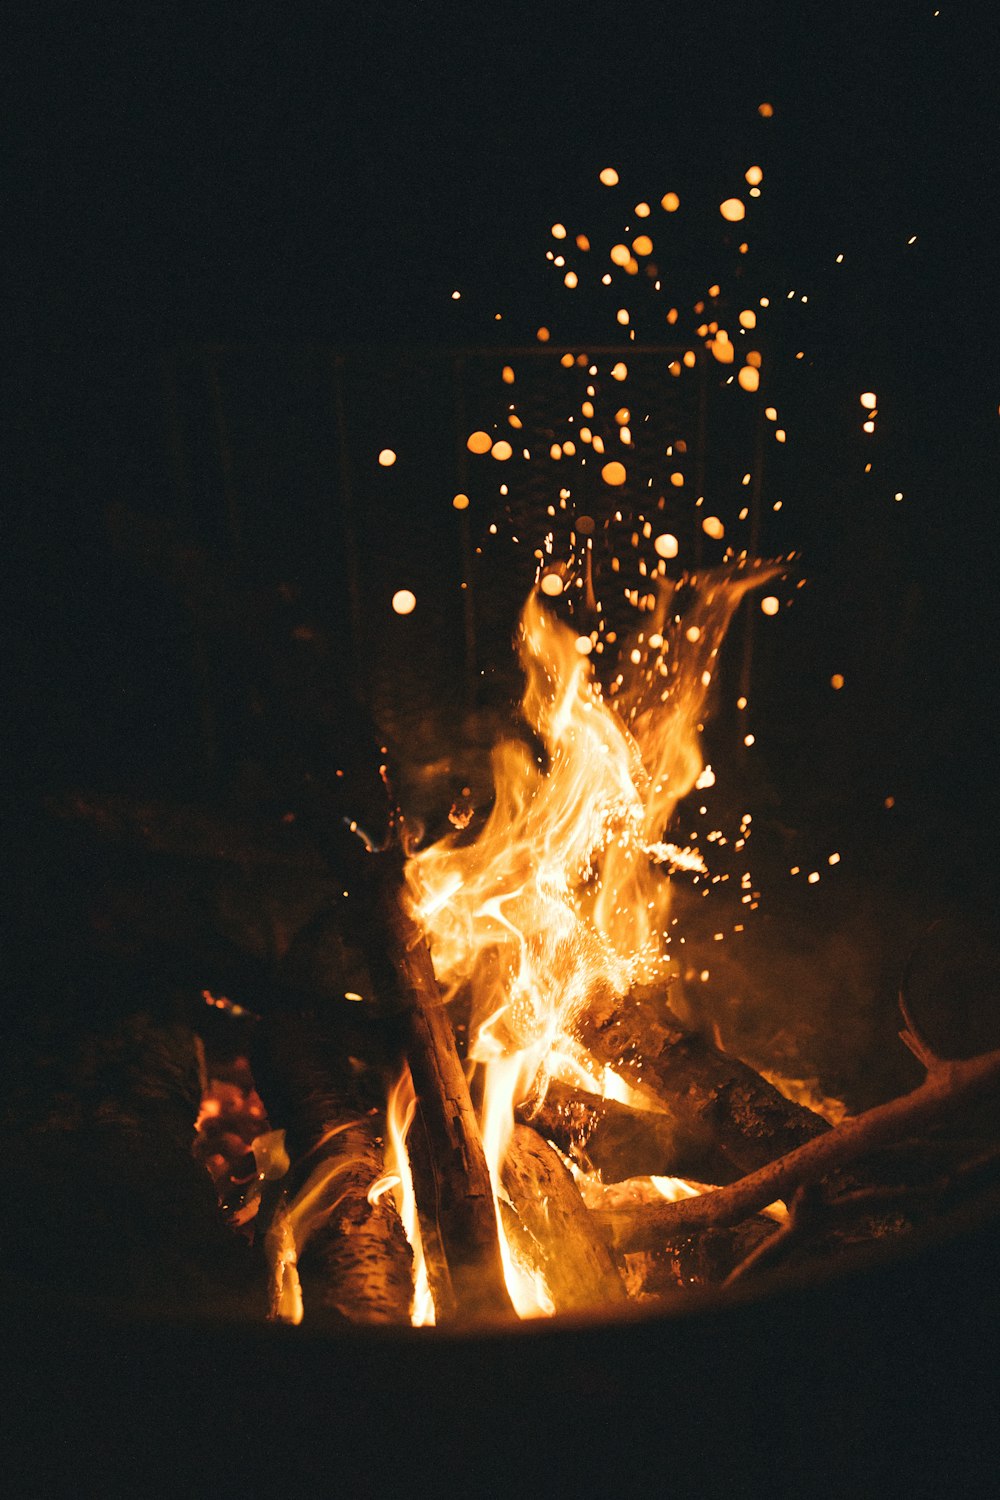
[
  {"xmin": 383, "ymin": 1067, "xmax": 436, "ymax": 1326},
  {"xmin": 406, "ymin": 564, "xmax": 778, "ymax": 1313}
]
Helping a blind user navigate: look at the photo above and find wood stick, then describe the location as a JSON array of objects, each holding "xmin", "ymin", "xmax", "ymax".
[
  {"xmin": 361, "ymin": 848, "xmax": 514, "ymax": 1322},
  {"xmin": 595, "ymin": 1044, "xmax": 1000, "ymax": 1254},
  {"xmin": 500, "ymin": 1125, "xmax": 628, "ymax": 1314},
  {"xmin": 403, "ymin": 1101, "xmax": 459, "ymax": 1322},
  {"xmin": 575, "ymin": 984, "xmax": 830, "ymax": 1178}
]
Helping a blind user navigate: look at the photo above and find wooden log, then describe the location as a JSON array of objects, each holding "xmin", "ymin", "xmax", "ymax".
[
  {"xmin": 500, "ymin": 1124, "xmax": 628, "ymax": 1315},
  {"xmin": 358, "ymin": 847, "xmax": 514, "ymax": 1322},
  {"xmin": 622, "ymin": 1221, "xmax": 778, "ymax": 1299},
  {"xmin": 288, "ymin": 1117, "xmax": 415, "ymax": 1325},
  {"xmin": 575, "ymin": 984, "xmax": 830, "ymax": 1179},
  {"xmin": 403, "ymin": 1104, "xmax": 459, "ymax": 1322},
  {"xmin": 520, "ymin": 1078, "xmax": 731, "ymax": 1184},
  {"xmin": 256, "ymin": 1013, "xmax": 414, "ymax": 1325},
  {"xmin": 595, "ymin": 1041, "xmax": 1000, "ymax": 1254}
]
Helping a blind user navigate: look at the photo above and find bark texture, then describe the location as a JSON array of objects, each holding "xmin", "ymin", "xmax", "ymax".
[
  {"xmin": 501, "ymin": 1124, "xmax": 628, "ymax": 1315},
  {"xmin": 576, "ymin": 985, "xmax": 830, "ymax": 1178},
  {"xmin": 360, "ymin": 850, "xmax": 514, "ymax": 1322},
  {"xmin": 258, "ymin": 1012, "xmax": 414, "ymax": 1325}
]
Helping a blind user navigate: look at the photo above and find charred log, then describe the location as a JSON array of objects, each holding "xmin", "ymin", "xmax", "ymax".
[
  {"xmin": 622, "ymin": 1221, "xmax": 778, "ymax": 1300},
  {"xmin": 500, "ymin": 1125, "xmax": 628, "ymax": 1315},
  {"xmin": 576, "ymin": 985, "xmax": 831, "ymax": 1179},
  {"xmin": 520, "ymin": 1078, "xmax": 730, "ymax": 1184}
]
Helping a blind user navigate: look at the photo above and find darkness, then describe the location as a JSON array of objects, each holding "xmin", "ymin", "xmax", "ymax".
[
  {"xmin": 5, "ymin": 6, "xmax": 1000, "ymax": 1493},
  {"xmin": 5, "ymin": 0, "xmax": 1000, "ymax": 1099},
  {"xmin": 8, "ymin": 2, "xmax": 999, "ymax": 779}
]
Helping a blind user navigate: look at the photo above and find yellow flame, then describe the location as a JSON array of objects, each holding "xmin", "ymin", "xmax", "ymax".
[
  {"xmin": 384, "ymin": 1067, "xmax": 436, "ymax": 1326},
  {"xmin": 406, "ymin": 567, "xmax": 777, "ymax": 1314}
]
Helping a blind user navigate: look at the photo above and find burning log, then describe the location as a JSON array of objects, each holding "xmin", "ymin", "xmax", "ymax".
[
  {"xmin": 500, "ymin": 1124, "xmax": 628, "ymax": 1315},
  {"xmin": 256, "ymin": 1013, "xmax": 414, "ymax": 1325},
  {"xmin": 358, "ymin": 846, "xmax": 515, "ymax": 1322},
  {"xmin": 575, "ymin": 985, "xmax": 831, "ymax": 1179},
  {"xmin": 595, "ymin": 1031, "xmax": 1000, "ymax": 1255},
  {"xmin": 282, "ymin": 1113, "xmax": 415, "ymax": 1325},
  {"xmin": 520, "ymin": 1078, "xmax": 725, "ymax": 1184}
]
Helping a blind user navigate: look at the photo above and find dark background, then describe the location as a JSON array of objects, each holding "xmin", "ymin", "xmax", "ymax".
[
  {"xmin": 5, "ymin": 3, "xmax": 1000, "ymax": 1054},
  {"xmin": 5, "ymin": 12, "xmax": 1000, "ymax": 1486}
]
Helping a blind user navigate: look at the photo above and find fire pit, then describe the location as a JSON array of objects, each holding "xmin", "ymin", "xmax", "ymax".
[{"xmin": 7, "ymin": 127, "xmax": 1000, "ymax": 1494}]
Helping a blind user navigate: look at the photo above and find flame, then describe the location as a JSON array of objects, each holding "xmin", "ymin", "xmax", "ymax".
[
  {"xmin": 383, "ymin": 1067, "xmax": 436, "ymax": 1326},
  {"xmin": 758, "ymin": 1070, "xmax": 851, "ymax": 1127},
  {"xmin": 406, "ymin": 563, "xmax": 777, "ymax": 1314}
]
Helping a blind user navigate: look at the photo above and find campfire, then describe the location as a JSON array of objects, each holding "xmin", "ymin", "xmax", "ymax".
[
  {"xmin": 20, "ymin": 156, "xmax": 1000, "ymax": 1347},
  {"xmin": 180, "ymin": 564, "xmax": 998, "ymax": 1333}
]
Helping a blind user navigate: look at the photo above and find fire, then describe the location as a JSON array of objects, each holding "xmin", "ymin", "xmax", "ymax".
[
  {"xmin": 405, "ymin": 561, "xmax": 777, "ymax": 1313},
  {"xmin": 382, "ymin": 1067, "xmax": 436, "ymax": 1325}
]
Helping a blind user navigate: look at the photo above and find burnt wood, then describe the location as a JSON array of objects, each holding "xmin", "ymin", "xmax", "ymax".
[
  {"xmin": 501, "ymin": 1124, "xmax": 628, "ymax": 1315},
  {"xmin": 520, "ymin": 1078, "xmax": 732, "ymax": 1184},
  {"xmin": 575, "ymin": 984, "xmax": 830, "ymax": 1178}
]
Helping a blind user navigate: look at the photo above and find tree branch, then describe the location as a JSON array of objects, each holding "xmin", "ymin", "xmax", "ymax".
[{"xmin": 594, "ymin": 1044, "xmax": 1000, "ymax": 1254}]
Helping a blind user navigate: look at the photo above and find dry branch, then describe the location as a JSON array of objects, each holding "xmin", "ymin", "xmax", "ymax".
[
  {"xmin": 595, "ymin": 1044, "xmax": 1000, "ymax": 1254},
  {"xmin": 500, "ymin": 1124, "xmax": 628, "ymax": 1315},
  {"xmin": 576, "ymin": 985, "xmax": 831, "ymax": 1178}
]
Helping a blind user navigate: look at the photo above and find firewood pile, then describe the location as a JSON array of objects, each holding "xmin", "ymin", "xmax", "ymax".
[
  {"xmin": 12, "ymin": 784, "xmax": 999, "ymax": 1331},
  {"xmin": 6, "ymin": 509, "xmax": 996, "ymax": 1326}
]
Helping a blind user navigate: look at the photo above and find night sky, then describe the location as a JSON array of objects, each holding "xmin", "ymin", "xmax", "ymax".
[{"xmin": 7, "ymin": 2, "xmax": 1000, "ymax": 833}]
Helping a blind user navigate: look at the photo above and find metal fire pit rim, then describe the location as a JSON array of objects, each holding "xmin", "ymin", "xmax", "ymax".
[{"xmin": 13, "ymin": 1176, "xmax": 999, "ymax": 1350}]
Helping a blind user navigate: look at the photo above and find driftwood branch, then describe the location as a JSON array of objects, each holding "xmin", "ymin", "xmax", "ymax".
[{"xmin": 595, "ymin": 1044, "xmax": 1000, "ymax": 1254}]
